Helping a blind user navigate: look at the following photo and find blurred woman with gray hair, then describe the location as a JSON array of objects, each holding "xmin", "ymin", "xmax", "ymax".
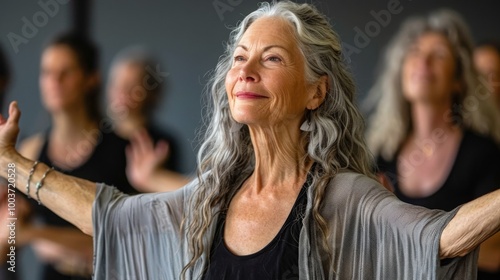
[
  {"xmin": 366, "ymin": 9, "xmax": 500, "ymax": 279},
  {"xmin": 106, "ymin": 46, "xmax": 189, "ymax": 192}
]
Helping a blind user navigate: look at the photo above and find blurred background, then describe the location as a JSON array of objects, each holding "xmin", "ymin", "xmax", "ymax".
[{"xmin": 0, "ymin": 1, "xmax": 499, "ymax": 279}]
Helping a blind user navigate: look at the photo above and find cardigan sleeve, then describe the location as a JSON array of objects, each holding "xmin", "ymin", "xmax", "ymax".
[
  {"xmin": 319, "ymin": 172, "xmax": 479, "ymax": 280},
  {"xmin": 91, "ymin": 182, "xmax": 193, "ymax": 280}
]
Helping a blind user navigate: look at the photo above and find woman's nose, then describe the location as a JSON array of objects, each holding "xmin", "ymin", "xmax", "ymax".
[{"xmin": 238, "ymin": 60, "xmax": 260, "ymax": 83}]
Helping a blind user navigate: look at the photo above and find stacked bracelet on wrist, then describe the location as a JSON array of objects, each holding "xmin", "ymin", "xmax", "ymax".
[
  {"xmin": 25, "ymin": 160, "xmax": 54, "ymax": 206},
  {"xmin": 26, "ymin": 161, "xmax": 39, "ymax": 199},
  {"xmin": 35, "ymin": 167, "xmax": 54, "ymax": 205}
]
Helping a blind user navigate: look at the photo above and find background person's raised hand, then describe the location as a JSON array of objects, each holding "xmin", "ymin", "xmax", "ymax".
[
  {"xmin": 126, "ymin": 129, "xmax": 189, "ymax": 192},
  {"xmin": 126, "ymin": 129, "xmax": 170, "ymax": 190}
]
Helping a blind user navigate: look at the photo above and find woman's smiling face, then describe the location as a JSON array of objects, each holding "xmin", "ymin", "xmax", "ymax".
[{"xmin": 225, "ymin": 17, "xmax": 318, "ymax": 129}]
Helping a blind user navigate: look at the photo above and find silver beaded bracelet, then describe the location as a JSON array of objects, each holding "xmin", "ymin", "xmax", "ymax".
[
  {"xmin": 26, "ymin": 161, "xmax": 39, "ymax": 199},
  {"xmin": 35, "ymin": 167, "xmax": 54, "ymax": 205}
]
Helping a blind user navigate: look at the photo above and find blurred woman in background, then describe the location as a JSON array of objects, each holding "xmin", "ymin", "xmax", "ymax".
[
  {"xmin": 16, "ymin": 33, "xmax": 136, "ymax": 280},
  {"xmin": 365, "ymin": 9, "xmax": 500, "ymax": 279},
  {"xmin": 474, "ymin": 41, "xmax": 500, "ymax": 110},
  {"xmin": 106, "ymin": 46, "xmax": 189, "ymax": 192}
]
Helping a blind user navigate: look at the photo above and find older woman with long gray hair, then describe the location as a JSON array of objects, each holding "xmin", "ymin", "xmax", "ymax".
[
  {"xmin": 1, "ymin": 2, "xmax": 499, "ymax": 279},
  {"xmin": 366, "ymin": 8, "xmax": 500, "ymax": 280}
]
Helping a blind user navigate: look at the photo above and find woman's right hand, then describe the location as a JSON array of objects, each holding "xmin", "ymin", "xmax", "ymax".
[{"xmin": 0, "ymin": 101, "xmax": 21, "ymax": 159}]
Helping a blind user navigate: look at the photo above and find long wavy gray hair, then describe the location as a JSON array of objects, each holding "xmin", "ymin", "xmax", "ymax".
[
  {"xmin": 182, "ymin": 1, "xmax": 374, "ymax": 277},
  {"xmin": 366, "ymin": 9, "xmax": 500, "ymax": 161}
]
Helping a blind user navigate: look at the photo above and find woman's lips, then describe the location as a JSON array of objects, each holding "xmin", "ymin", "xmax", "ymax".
[{"xmin": 235, "ymin": 91, "xmax": 268, "ymax": 99}]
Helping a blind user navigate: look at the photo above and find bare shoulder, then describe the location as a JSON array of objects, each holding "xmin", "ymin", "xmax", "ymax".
[{"xmin": 18, "ymin": 133, "xmax": 44, "ymax": 160}]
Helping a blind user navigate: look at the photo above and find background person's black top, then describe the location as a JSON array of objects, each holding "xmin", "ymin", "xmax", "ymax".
[
  {"xmin": 203, "ymin": 178, "xmax": 310, "ymax": 280},
  {"xmin": 28, "ymin": 129, "xmax": 136, "ymax": 280},
  {"xmin": 377, "ymin": 129, "xmax": 500, "ymax": 280}
]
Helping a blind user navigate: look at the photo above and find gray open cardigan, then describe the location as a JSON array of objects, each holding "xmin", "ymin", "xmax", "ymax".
[{"xmin": 92, "ymin": 171, "xmax": 478, "ymax": 279}]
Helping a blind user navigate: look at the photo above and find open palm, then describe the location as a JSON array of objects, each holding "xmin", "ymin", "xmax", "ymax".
[{"xmin": 126, "ymin": 129, "xmax": 170, "ymax": 191}]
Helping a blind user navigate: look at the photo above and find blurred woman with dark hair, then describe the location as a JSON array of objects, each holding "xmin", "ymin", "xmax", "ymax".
[{"xmin": 13, "ymin": 33, "xmax": 136, "ymax": 280}]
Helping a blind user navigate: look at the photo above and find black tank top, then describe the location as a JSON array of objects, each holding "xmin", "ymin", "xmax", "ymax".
[
  {"xmin": 29, "ymin": 130, "xmax": 136, "ymax": 280},
  {"xmin": 203, "ymin": 175, "xmax": 310, "ymax": 280},
  {"xmin": 377, "ymin": 130, "xmax": 500, "ymax": 211}
]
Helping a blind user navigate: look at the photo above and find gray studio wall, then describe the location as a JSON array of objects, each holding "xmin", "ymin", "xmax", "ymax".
[{"xmin": 0, "ymin": 1, "xmax": 499, "ymax": 279}]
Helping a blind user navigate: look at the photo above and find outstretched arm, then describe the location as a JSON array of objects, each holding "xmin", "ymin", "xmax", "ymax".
[
  {"xmin": 440, "ymin": 188, "xmax": 500, "ymax": 259},
  {"xmin": 0, "ymin": 102, "xmax": 95, "ymax": 235}
]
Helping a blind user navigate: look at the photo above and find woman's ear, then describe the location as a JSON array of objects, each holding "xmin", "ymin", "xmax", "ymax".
[{"xmin": 306, "ymin": 75, "xmax": 328, "ymax": 110}]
